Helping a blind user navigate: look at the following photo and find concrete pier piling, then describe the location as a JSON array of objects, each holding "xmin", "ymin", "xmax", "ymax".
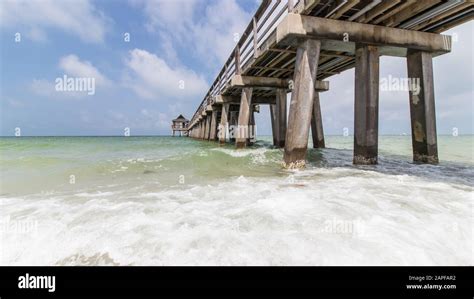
[
  {"xmin": 229, "ymin": 110, "xmax": 238, "ymax": 143},
  {"xmin": 407, "ymin": 50, "xmax": 438, "ymax": 164},
  {"xmin": 219, "ymin": 103, "xmax": 230, "ymax": 144},
  {"xmin": 284, "ymin": 39, "xmax": 320, "ymax": 168},
  {"xmin": 311, "ymin": 91, "xmax": 325, "ymax": 149},
  {"xmin": 236, "ymin": 88, "xmax": 253, "ymax": 149},
  {"xmin": 353, "ymin": 44, "xmax": 380, "ymax": 165},
  {"xmin": 270, "ymin": 103, "xmax": 277, "ymax": 146},
  {"xmin": 203, "ymin": 116, "xmax": 208, "ymax": 140},
  {"xmin": 209, "ymin": 109, "xmax": 218, "ymax": 141},
  {"xmin": 200, "ymin": 120, "xmax": 205, "ymax": 140},
  {"xmin": 183, "ymin": 0, "xmax": 470, "ymax": 166},
  {"xmin": 270, "ymin": 93, "xmax": 287, "ymax": 148},
  {"xmin": 248, "ymin": 107, "xmax": 256, "ymax": 146}
]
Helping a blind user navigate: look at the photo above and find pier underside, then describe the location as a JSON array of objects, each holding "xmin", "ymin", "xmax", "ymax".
[{"xmin": 186, "ymin": 0, "xmax": 473, "ymax": 167}]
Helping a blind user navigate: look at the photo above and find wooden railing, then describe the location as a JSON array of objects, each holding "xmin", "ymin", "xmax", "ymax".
[
  {"xmin": 188, "ymin": 0, "xmax": 294, "ymax": 129},
  {"xmin": 171, "ymin": 124, "xmax": 188, "ymax": 130}
]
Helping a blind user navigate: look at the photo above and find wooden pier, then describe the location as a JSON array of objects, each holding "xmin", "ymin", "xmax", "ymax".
[
  {"xmin": 171, "ymin": 114, "xmax": 189, "ymax": 137},
  {"xmin": 186, "ymin": 0, "xmax": 473, "ymax": 167}
]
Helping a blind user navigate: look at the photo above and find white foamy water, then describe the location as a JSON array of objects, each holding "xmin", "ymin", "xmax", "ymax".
[{"xmin": 0, "ymin": 136, "xmax": 473, "ymax": 265}]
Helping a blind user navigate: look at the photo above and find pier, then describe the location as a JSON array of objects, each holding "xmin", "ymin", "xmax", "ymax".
[
  {"xmin": 171, "ymin": 114, "xmax": 189, "ymax": 137},
  {"xmin": 185, "ymin": 0, "xmax": 473, "ymax": 167}
]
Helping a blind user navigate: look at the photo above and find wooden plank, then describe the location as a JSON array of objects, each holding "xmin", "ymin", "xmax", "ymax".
[
  {"xmin": 413, "ymin": 3, "xmax": 472, "ymax": 31},
  {"xmin": 330, "ymin": 0, "xmax": 360, "ymax": 19},
  {"xmin": 383, "ymin": 0, "xmax": 442, "ymax": 27},
  {"xmin": 234, "ymin": 47, "xmax": 241, "ymax": 75},
  {"xmin": 357, "ymin": 0, "xmax": 401, "ymax": 23},
  {"xmin": 372, "ymin": 0, "xmax": 416, "ymax": 25}
]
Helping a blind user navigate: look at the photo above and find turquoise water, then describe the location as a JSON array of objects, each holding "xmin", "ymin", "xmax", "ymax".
[{"xmin": 0, "ymin": 136, "xmax": 472, "ymax": 265}]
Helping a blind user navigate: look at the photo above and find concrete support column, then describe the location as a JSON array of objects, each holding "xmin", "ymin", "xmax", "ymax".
[
  {"xmin": 284, "ymin": 40, "xmax": 321, "ymax": 168},
  {"xmin": 275, "ymin": 89, "xmax": 287, "ymax": 147},
  {"xmin": 270, "ymin": 104, "xmax": 277, "ymax": 145},
  {"xmin": 202, "ymin": 119, "xmax": 206, "ymax": 139},
  {"xmin": 311, "ymin": 92, "xmax": 325, "ymax": 148},
  {"xmin": 270, "ymin": 89, "xmax": 287, "ymax": 148},
  {"xmin": 205, "ymin": 115, "xmax": 211, "ymax": 140},
  {"xmin": 199, "ymin": 121, "xmax": 204, "ymax": 139},
  {"xmin": 407, "ymin": 50, "xmax": 438, "ymax": 164},
  {"xmin": 236, "ymin": 88, "xmax": 253, "ymax": 149},
  {"xmin": 229, "ymin": 110, "xmax": 238, "ymax": 143},
  {"xmin": 209, "ymin": 110, "xmax": 218, "ymax": 141},
  {"xmin": 219, "ymin": 103, "xmax": 230, "ymax": 144},
  {"xmin": 353, "ymin": 44, "xmax": 379, "ymax": 165},
  {"xmin": 248, "ymin": 107, "xmax": 256, "ymax": 145}
]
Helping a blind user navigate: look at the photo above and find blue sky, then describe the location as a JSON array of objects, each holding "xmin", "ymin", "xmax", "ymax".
[{"xmin": 0, "ymin": 0, "xmax": 472, "ymax": 136}]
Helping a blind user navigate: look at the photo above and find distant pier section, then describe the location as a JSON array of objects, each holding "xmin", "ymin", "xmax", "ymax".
[{"xmin": 183, "ymin": 0, "xmax": 473, "ymax": 167}]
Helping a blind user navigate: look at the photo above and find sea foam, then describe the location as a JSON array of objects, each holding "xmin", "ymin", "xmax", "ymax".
[
  {"xmin": 1, "ymin": 168, "xmax": 471, "ymax": 266},
  {"xmin": 1, "ymin": 136, "xmax": 472, "ymax": 266}
]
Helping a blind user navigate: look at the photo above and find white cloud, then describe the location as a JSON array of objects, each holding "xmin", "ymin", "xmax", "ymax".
[
  {"xmin": 27, "ymin": 27, "xmax": 48, "ymax": 42},
  {"xmin": 31, "ymin": 55, "xmax": 109, "ymax": 99},
  {"xmin": 31, "ymin": 79, "xmax": 57, "ymax": 97},
  {"xmin": 123, "ymin": 48, "xmax": 208, "ymax": 100},
  {"xmin": 195, "ymin": 0, "xmax": 252, "ymax": 63},
  {"xmin": 59, "ymin": 54, "xmax": 109, "ymax": 86},
  {"xmin": 101, "ymin": 109, "xmax": 172, "ymax": 131},
  {"xmin": 133, "ymin": 0, "xmax": 253, "ymax": 68},
  {"xmin": 31, "ymin": 78, "xmax": 89, "ymax": 99},
  {"xmin": 133, "ymin": 0, "xmax": 198, "ymax": 35},
  {"xmin": 0, "ymin": 0, "xmax": 111, "ymax": 43},
  {"xmin": 5, "ymin": 98, "xmax": 25, "ymax": 108}
]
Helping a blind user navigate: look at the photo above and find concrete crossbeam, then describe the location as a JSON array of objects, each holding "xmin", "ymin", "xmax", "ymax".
[
  {"xmin": 262, "ymin": 13, "xmax": 451, "ymax": 57},
  {"xmin": 229, "ymin": 75, "xmax": 329, "ymax": 91}
]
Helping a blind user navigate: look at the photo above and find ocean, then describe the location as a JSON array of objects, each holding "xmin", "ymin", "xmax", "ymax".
[{"xmin": 0, "ymin": 135, "xmax": 472, "ymax": 265}]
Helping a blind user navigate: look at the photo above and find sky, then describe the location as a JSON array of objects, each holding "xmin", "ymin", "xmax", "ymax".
[{"xmin": 0, "ymin": 0, "xmax": 472, "ymax": 136}]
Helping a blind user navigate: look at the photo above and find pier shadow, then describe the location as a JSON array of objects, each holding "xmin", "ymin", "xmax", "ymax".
[
  {"xmin": 306, "ymin": 147, "xmax": 473, "ymax": 187},
  {"xmin": 187, "ymin": 138, "xmax": 472, "ymax": 187}
]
